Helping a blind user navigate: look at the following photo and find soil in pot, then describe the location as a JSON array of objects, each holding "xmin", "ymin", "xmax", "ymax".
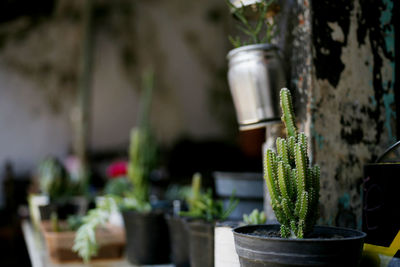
[
  {"xmin": 122, "ymin": 210, "xmax": 170, "ymax": 265},
  {"xmin": 165, "ymin": 214, "xmax": 190, "ymax": 267},
  {"xmin": 233, "ymin": 224, "xmax": 366, "ymax": 267},
  {"xmin": 186, "ymin": 220, "xmax": 215, "ymax": 267}
]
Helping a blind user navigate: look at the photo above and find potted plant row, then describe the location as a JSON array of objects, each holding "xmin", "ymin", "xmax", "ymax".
[{"xmin": 232, "ymin": 88, "xmax": 366, "ymax": 266}]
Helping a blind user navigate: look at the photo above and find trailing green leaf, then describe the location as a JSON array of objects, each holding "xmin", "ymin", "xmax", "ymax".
[{"xmin": 72, "ymin": 196, "xmax": 120, "ymax": 262}]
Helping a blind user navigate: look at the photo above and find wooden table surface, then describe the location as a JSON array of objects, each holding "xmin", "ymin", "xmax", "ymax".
[{"xmin": 21, "ymin": 221, "xmax": 174, "ymax": 267}]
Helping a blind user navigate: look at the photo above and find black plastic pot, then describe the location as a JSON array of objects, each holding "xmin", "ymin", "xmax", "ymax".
[
  {"xmin": 165, "ymin": 215, "xmax": 190, "ymax": 267},
  {"xmin": 186, "ymin": 220, "xmax": 215, "ymax": 267},
  {"xmin": 39, "ymin": 203, "xmax": 79, "ymax": 220},
  {"xmin": 122, "ymin": 210, "xmax": 170, "ymax": 265},
  {"xmin": 233, "ymin": 224, "xmax": 366, "ymax": 267}
]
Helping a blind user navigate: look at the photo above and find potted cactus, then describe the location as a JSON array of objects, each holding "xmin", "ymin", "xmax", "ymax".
[
  {"xmin": 226, "ymin": 0, "xmax": 286, "ymax": 129},
  {"xmin": 72, "ymin": 71, "xmax": 170, "ymax": 265},
  {"xmin": 233, "ymin": 88, "xmax": 366, "ymax": 266}
]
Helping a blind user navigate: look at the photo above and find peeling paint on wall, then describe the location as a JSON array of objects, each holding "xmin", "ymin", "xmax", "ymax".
[{"xmin": 308, "ymin": 0, "xmax": 396, "ymax": 228}]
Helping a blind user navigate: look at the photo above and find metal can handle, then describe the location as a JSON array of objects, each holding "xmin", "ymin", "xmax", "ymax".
[{"xmin": 375, "ymin": 140, "xmax": 400, "ymax": 163}]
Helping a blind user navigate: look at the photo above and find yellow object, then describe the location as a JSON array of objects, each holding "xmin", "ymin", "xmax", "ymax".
[{"xmin": 363, "ymin": 230, "xmax": 400, "ymax": 266}]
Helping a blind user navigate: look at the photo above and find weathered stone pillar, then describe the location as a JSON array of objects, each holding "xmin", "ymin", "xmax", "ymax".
[{"xmin": 291, "ymin": 0, "xmax": 397, "ymax": 228}]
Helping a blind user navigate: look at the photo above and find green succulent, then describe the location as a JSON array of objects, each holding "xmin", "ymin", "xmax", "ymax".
[
  {"xmin": 180, "ymin": 173, "xmax": 238, "ymax": 222},
  {"xmin": 243, "ymin": 209, "xmax": 266, "ymax": 225}
]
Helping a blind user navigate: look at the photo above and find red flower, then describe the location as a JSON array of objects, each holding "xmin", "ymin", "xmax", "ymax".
[{"xmin": 107, "ymin": 161, "xmax": 128, "ymax": 179}]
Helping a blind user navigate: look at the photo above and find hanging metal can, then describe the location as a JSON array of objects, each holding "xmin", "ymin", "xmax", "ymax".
[{"xmin": 227, "ymin": 44, "xmax": 286, "ymax": 130}]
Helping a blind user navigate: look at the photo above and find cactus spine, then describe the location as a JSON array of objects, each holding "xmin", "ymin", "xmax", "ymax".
[{"xmin": 264, "ymin": 88, "xmax": 320, "ymax": 238}]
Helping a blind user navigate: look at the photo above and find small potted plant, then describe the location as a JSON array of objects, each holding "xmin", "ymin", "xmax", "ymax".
[
  {"xmin": 180, "ymin": 175, "xmax": 238, "ymax": 267},
  {"xmin": 226, "ymin": 0, "xmax": 286, "ymax": 129},
  {"xmin": 30, "ymin": 158, "xmax": 87, "ymax": 225},
  {"xmin": 73, "ymin": 71, "xmax": 170, "ymax": 265},
  {"xmin": 233, "ymin": 88, "xmax": 366, "ymax": 266},
  {"xmin": 41, "ymin": 212, "xmax": 125, "ymax": 263}
]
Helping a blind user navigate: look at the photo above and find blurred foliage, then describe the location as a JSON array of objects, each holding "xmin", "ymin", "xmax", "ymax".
[
  {"xmin": 104, "ymin": 177, "xmax": 131, "ymax": 197},
  {"xmin": 37, "ymin": 157, "xmax": 85, "ymax": 201},
  {"xmin": 180, "ymin": 173, "xmax": 238, "ymax": 222},
  {"xmin": 243, "ymin": 209, "xmax": 266, "ymax": 225},
  {"xmin": 73, "ymin": 196, "xmax": 119, "ymax": 262},
  {"xmin": 227, "ymin": 0, "xmax": 278, "ymax": 47}
]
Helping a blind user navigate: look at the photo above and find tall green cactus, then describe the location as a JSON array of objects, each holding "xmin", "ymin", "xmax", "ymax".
[
  {"xmin": 127, "ymin": 70, "xmax": 157, "ymax": 211},
  {"xmin": 264, "ymin": 88, "xmax": 320, "ymax": 238}
]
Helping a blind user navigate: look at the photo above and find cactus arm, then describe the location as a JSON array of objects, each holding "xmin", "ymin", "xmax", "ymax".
[
  {"xmin": 290, "ymin": 220, "xmax": 297, "ymax": 235},
  {"xmin": 299, "ymin": 191, "xmax": 308, "ymax": 221},
  {"xmin": 294, "ymin": 141, "xmax": 308, "ymax": 221},
  {"xmin": 277, "ymin": 161, "xmax": 289, "ymax": 200},
  {"xmin": 285, "ymin": 164, "xmax": 294, "ymax": 201},
  {"xmin": 280, "ymin": 88, "xmax": 297, "ymax": 138},
  {"xmin": 276, "ymin": 138, "xmax": 289, "ymax": 165},
  {"xmin": 297, "ymin": 220, "xmax": 305, "ymax": 238},
  {"xmin": 290, "ymin": 168, "xmax": 297, "ymax": 201},
  {"xmin": 294, "ymin": 144, "xmax": 306, "ymax": 197},
  {"xmin": 287, "ymin": 136, "xmax": 296, "ymax": 166},
  {"xmin": 280, "ymin": 224, "xmax": 290, "ymax": 238},
  {"xmin": 281, "ymin": 198, "xmax": 292, "ymax": 220},
  {"xmin": 264, "ymin": 149, "xmax": 280, "ymax": 202}
]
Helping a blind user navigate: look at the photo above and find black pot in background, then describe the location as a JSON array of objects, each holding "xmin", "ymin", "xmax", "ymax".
[
  {"xmin": 39, "ymin": 203, "xmax": 79, "ymax": 220},
  {"xmin": 122, "ymin": 210, "xmax": 170, "ymax": 265},
  {"xmin": 165, "ymin": 215, "xmax": 190, "ymax": 267},
  {"xmin": 39, "ymin": 197, "xmax": 88, "ymax": 220},
  {"xmin": 233, "ymin": 224, "xmax": 366, "ymax": 267},
  {"xmin": 186, "ymin": 220, "xmax": 215, "ymax": 267}
]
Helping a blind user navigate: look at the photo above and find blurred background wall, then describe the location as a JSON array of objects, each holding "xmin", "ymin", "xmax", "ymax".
[{"xmin": 0, "ymin": 0, "xmax": 240, "ymax": 207}]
